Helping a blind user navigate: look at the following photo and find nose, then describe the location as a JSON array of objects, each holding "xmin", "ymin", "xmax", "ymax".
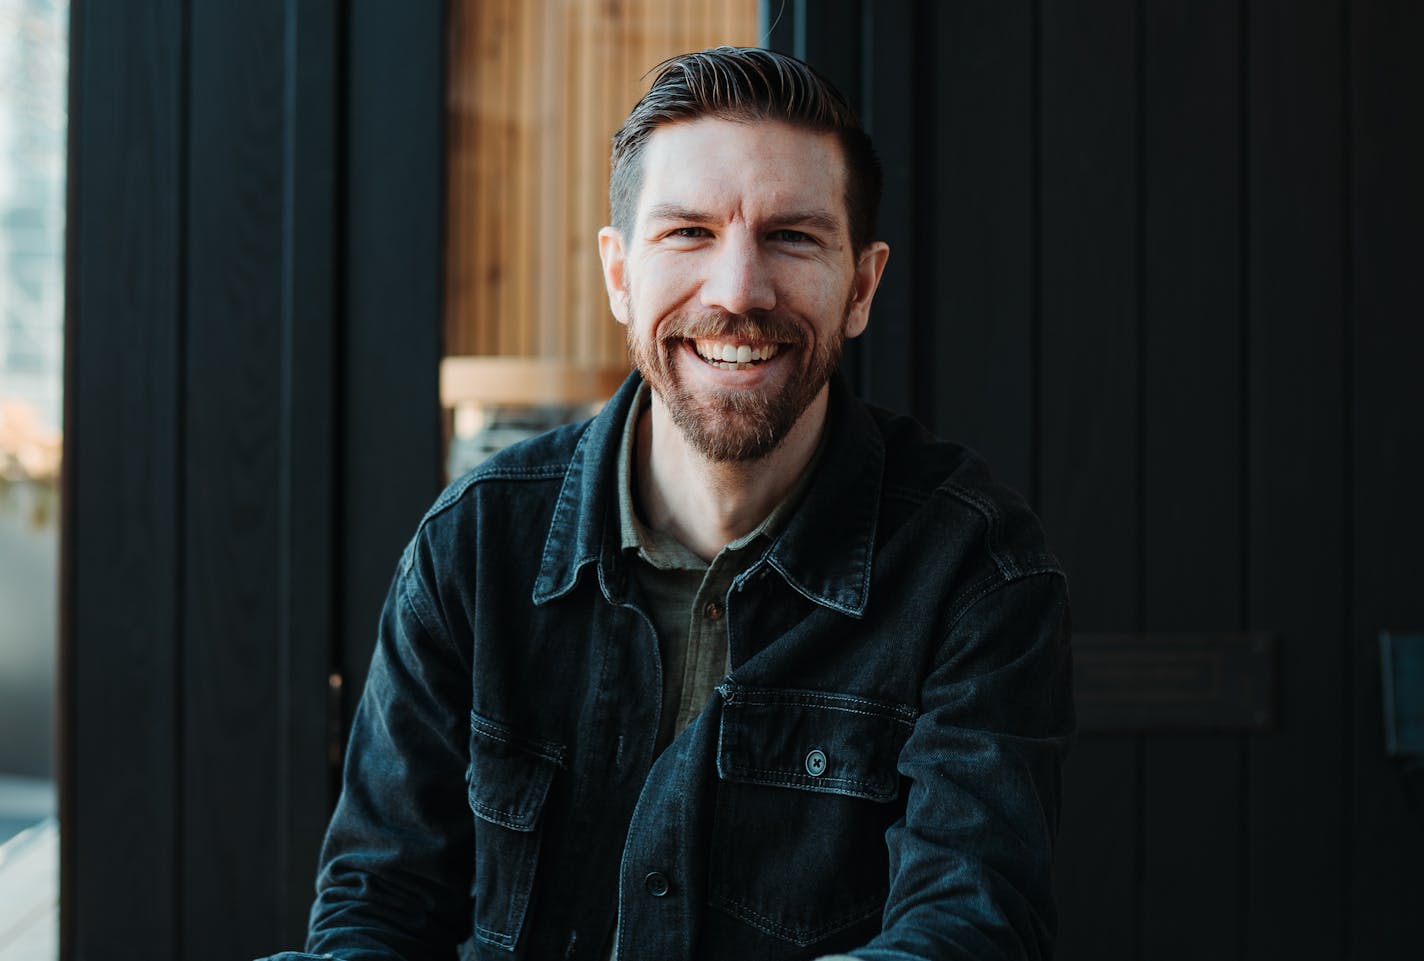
[{"xmin": 699, "ymin": 234, "xmax": 775, "ymax": 315}]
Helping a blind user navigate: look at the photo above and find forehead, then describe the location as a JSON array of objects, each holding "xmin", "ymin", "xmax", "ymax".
[{"xmin": 636, "ymin": 117, "xmax": 848, "ymax": 227}]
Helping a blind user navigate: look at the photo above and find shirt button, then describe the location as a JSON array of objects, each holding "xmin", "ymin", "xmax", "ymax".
[
  {"xmin": 805, "ymin": 749, "xmax": 827, "ymax": 777},
  {"xmin": 644, "ymin": 871, "xmax": 670, "ymax": 897},
  {"xmin": 703, "ymin": 601, "xmax": 723, "ymax": 621}
]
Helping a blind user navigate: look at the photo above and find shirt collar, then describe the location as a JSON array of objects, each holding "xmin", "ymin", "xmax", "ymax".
[
  {"xmin": 533, "ymin": 370, "xmax": 883, "ymax": 617},
  {"xmin": 614, "ymin": 380, "xmax": 826, "ymax": 572}
]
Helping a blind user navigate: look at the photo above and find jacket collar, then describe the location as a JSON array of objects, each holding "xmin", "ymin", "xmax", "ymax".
[{"xmin": 532, "ymin": 371, "xmax": 884, "ymax": 618}]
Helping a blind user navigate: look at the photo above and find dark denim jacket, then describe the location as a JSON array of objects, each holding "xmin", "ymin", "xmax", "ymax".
[{"xmin": 268, "ymin": 372, "xmax": 1073, "ymax": 961}]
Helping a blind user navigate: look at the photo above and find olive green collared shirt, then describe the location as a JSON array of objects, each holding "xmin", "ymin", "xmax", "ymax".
[{"xmin": 615, "ymin": 383, "xmax": 824, "ymax": 754}]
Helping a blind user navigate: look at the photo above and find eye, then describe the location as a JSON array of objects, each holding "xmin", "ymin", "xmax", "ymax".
[
  {"xmin": 670, "ymin": 226, "xmax": 711, "ymax": 239},
  {"xmin": 769, "ymin": 229, "xmax": 814, "ymax": 245}
]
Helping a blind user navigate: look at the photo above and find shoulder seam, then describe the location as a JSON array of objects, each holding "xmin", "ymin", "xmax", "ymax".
[
  {"xmin": 939, "ymin": 481, "xmax": 1019, "ymax": 578},
  {"xmin": 401, "ymin": 459, "xmax": 576, "ymax": 579},
  {"xmin": 944, "ymin": 566, "xmax": 1066, "ymax": 634}
]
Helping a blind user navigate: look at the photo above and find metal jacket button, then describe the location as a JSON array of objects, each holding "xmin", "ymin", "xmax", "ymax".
[
  {"xmin": 805, "ymin": 749, "xmax": 827, "ymax": 777},
  {"xmin": 704, "ymin": 601, "xmax": 723, "ymax": 620},
  {"xmin": 644, "ymin": 871, "xmax": 670, "ymax": 897}
]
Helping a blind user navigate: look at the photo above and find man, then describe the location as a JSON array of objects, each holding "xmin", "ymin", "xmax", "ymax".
[{"xmin": 268, "ymin": 46, "xmax": 1072, "ymax": 961}]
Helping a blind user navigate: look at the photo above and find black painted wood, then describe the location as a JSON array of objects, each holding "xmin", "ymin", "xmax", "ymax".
[
  {"xmin": 183, "ymin": 4, "xmax": 288, "ymax": 954},
  {"xmin": 795, "ymin": 0, "xmax": 863, "ymax": 117},
  {"xmin": 339, "ymin": 0, "xmax": 446, "ymax": 712},
  {"xmin": 64, "ymin": 1, "xmax": 184, "ymax": 957},
  {"xmin": 1244, "ymin": 1, "xmax": 1348, "ymax": 956},
  {"xmin": 1037, "ymin": 2, "xmax": 1141, "ymax": 955},
  {"xmin": 277, "ymin": 0, "xmax": 341, "ymax": 945},
  {"xmin": 856, "ymin": 0, "xmax": 917, "ymax": 416},
  {"xmin": 65, "ymin": 0, "xmax": 344, "ymax": 956},
  {"xmin": 923, "ymin": 0, "xmax": 1035, "ymax": 496},
  {"xmin": 1139, "ymin": 1, "xmax": 1246, "ymax": 958},
  {"xmin": 1349, "ymin": 0, "xmax": 1424, "ymax": 954},
  {"xmin": 759, "ymin": 0, "xmax": 796, "ymax": 57}
]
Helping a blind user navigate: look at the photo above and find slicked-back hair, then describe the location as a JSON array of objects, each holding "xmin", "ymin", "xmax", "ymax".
[{"xmin": 609, "ymin": 46, "xmax": 883, "ymax": 253}]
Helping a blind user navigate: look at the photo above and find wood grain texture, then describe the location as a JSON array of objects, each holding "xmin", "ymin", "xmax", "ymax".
[
  {"xmin": 1244, "ymin": 1, "xmax": 1348, "ymax": 956},
  {"xmin": 58, "ymin": 2, "xmax": 1424, "ymax": 957},
  {"xmin": 1037, "ymin": 3, "xmax": 1141, "ymax": 955},
  {"xmin": 1349, "ymin": 0, "xmax": 1424, "ymax": 954},
  {"xmin": 183, "ymin": 2, "xmax": 287, "ymax": 953},
  {"xmin": 1140, "ymin": 1, "xmax": 1245, "ymax": 957},
  {"xmin": 442, "ymin": 0, "xmax": 759, "ymax": 372},
  {"xmin": 64, "ymin": 0, "xmax": 184, "ymax": 956}
]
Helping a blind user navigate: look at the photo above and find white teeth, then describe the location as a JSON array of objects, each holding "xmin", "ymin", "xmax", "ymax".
[{"xmin": 693, "ymin": 340, "xmax": 782, "ymax": 365}]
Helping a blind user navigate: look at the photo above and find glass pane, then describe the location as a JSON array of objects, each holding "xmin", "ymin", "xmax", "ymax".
[
  {"xmin": 0, "ymin": 0, "xmax": 66, "ymax": 956},
  {"xmin": 442, "ymin": 0, "xmax": 759, "ymax": 477}
]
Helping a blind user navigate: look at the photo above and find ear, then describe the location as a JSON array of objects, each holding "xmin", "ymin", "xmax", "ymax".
[
  {"xmin": 598, "ymin": 226, "xmax": 631, "ymax": 326},
  {"xmin": 844, "ymin": 241, "xmax": 890, "ymax": 340}
]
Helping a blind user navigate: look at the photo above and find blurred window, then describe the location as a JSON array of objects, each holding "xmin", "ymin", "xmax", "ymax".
[{"xmin": 0, "ymin": 0, "xmax": 66, "ymax": 956}]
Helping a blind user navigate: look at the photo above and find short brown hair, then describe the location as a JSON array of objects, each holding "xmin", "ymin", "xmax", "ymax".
[{"xmin": 609, "ymin": 46, "xmax": 883, "ymax": 252}]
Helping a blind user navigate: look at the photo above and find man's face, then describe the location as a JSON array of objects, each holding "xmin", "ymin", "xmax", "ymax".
[{"xmin": 599, "ymin": 117, "xmax": 888, "ymax": 462}]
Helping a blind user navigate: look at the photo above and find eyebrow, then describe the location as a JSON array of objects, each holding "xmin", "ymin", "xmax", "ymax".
[{"xmin": 644, "ymin": 203, "xmax": 843, "ymax": 235}]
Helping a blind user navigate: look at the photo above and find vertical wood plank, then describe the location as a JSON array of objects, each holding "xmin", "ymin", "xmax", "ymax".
[
  {"xmin": 1140, "ymin": 1, "xmax": 1244, "ymax": 958},
  {"xmin": 65, "ymin": 0, "xmax": 184, "ymax": 955},
  {"xmin": 1244, "ymin": 1, "xmax": 1347, "ymax": 956},
  {"xmin": 796, "ymin": 0, "xmax": 862, "ymax": 115},
  {"xmin": 341, "ymin": 0, "xmax": 446, "ymax": 710},
  {"xmin": 1349, "ymin": 1, "xmax": 1424, "ymax": 954},
  {"xmin": 443, "ymin": 1, "xmax": 467, "ymax": 356},
  {"xmin": 923, "ymin": 0, "xmax": 1035, "ymax": 495},
  {"xmin": 512, "ymin": 0, "xmax": 535, "ymax": 357},
  {"xmin": 183, "ymin": 2, "xmax": 286, "ymax": 953},
  {"xmin": 443, "ymin": 0, "xmax": 757, "ymax": 370},
  {"xmin": 1038, "ymin": 2, "xmax": 1141, "ymax": 956},
  {"xmin": 535, "ymin": 1, "xmax": 569, "ymax": 359},
  {"xmin": 278, "ymin": 0, "xmax": 340, "ymax": 943},
  {"xmin": 857, "ymin": 0, "xmax": 917, "ymax": 417}
]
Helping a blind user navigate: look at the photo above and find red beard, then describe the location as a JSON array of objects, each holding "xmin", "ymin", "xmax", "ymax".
[{"xmin": 626, "ymin": 306, "xmax": 846, "ymax": 462}]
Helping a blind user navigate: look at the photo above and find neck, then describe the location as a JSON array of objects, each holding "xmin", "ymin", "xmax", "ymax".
[{"xmin": 635, "ymin": 387, "xmax": 828, "ymax": 563}]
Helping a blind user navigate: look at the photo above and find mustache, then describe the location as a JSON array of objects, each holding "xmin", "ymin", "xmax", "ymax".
[{"xmin": 658, "ymin": 310, "xmax": 806, "ymax": 346}]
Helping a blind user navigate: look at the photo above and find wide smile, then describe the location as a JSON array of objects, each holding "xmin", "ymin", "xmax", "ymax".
[{"xmin": 685, "ymin": 337, "xmax": 787, "ymax": 373}]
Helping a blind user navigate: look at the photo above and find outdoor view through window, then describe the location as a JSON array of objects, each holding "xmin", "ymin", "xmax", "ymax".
[{"xmin": 0, "ymin": 0, "xmax": 65, "ymax": 956}]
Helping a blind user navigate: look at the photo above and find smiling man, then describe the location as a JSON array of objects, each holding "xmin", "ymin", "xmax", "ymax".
[{"xmin": 268, "ymin": 47, "xmax": 1073, "ymax": 961}]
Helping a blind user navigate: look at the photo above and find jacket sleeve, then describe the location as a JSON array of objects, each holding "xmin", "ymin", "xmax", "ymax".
[
  {"xmin": 846, "ymin": 569, "xmax": 1075, "ymax": 961},
  {"xmin": 302, "ymin": 542, "xmax": 475, "ymax": 960}
]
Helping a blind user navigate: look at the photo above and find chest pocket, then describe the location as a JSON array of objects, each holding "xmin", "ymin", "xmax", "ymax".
[
  {"xmin": 710, "ymin": 684, "xmax": 916, "ymax": 946},
  {"xmin": 466, "ymin": 711, "xmax": 565, "ymax": 951}
]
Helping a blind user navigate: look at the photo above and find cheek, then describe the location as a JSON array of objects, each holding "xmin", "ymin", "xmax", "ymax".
[{"xmin": 631, "ymin": 273, "xmax": 695, "ymax": 327}]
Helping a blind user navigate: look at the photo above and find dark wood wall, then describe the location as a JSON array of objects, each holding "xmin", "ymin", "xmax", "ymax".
[
  {"xmin": 774, "ymin": 1, "xmax": 1424, "ymax": 959},
  {"xmin": 63, "ymin": 1, "xmax": 443, "ymax": 957},
  {"xmin": 63, "ymin": 1, "xmax": 1421, "ymax": 959}
]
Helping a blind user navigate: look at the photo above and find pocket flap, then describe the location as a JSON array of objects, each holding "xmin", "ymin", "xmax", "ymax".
[
  {"xmin": 715, "ymin": 685, "xmax": 916, "ymax": 803},
  {"xmin": 467, "ymin": 711, "xmax": 566, "ymax": 832}
]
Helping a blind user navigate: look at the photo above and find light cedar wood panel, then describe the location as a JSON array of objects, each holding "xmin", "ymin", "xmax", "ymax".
[{"xmin": 445, "ymin": 0, "xmax": 759, "ymax": 377}]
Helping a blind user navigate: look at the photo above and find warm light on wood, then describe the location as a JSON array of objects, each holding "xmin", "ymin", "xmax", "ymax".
[
  {"xmin": 445, "ymin": 0, "xmax": 760, "ymax": 386},
  {"xmin": 441, "ymin": 356, "xmax": 630, "ymax": 408}
]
